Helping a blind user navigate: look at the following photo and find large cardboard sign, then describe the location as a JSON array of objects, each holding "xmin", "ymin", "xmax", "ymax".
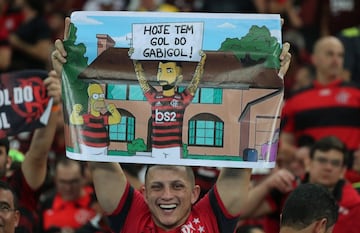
[
  {"xmin": 0, "ymin": 70, "xmax": 53, "ymax": 137},
  {"xmin": 63, "ymin": 11, "xmax": 284, "ymax": 168}
]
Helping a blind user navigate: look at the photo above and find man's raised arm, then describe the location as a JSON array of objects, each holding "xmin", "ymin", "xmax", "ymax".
[
  {"xmin": 88, "ymin": 162, "xmax": 128, "ymax": 213},
  {"xmin": 216, "ymin": 168, "xmax": 252, "ymax": 215},
  {"xmin": 22, "ymin": 70, "xmax": 61, "ymax": 190}
]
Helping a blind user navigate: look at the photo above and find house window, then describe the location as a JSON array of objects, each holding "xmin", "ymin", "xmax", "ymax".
[
  {"xmin": 178, "ymin": 87, "xmax": 222, "ymax": 104},
  {"xmin": 129, "ymin": 84, "xmax": 146, "ymax": 100},
  {"xmin": 107, "ymin": 84, "xmax": 127, "ymax": 100},
  {"xmin": 107, "ymin": 84, "xmax": 146, "ymax": 101},
  {"xmin": 188, "ymin": 113, "xmax": 223, "ymax": 147},
  {"xmin": 109, "ymin": 109, "xmax": 135, "ymax": 142}
]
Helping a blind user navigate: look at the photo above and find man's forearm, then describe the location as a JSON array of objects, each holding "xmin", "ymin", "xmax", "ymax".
[
  {"xmin": 22, "ymin": 110, "xmax": 58, "ymax": 189},
  {"xmin": 26, "ymin": 111, "xmax": 58, "ymax": 159},
  {"xmin": 216, "ymin": 168, "xmax": 252, "ymax": 215},
  {"xmin": 239, "ymin": 178, "xmax": 273, "ymax": 218},
  {"xmin": 89, "ymin": 162, "xmax": 128, "ymax": 213}
]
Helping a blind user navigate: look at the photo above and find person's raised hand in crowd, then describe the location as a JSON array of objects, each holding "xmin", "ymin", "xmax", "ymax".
[
  {"xmin": 278, "ymin": 42, "xmax": 291, "ymax": 78},
  {"xmin": 52, "ymin": 17, "xmax": 71, "ymax": 75},
  {"xmin": 22, "ymin": 69, "xmax": 61, "ymax": 190}
]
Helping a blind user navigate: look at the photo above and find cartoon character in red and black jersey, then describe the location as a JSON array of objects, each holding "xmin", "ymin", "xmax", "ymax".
[
  {"xmin": 130, "ymin": 49, "xmax": 206, "ymax": 159},
  {"xmin": 70, "ymin": 83, "xmax": 121, "ymax": 155}
]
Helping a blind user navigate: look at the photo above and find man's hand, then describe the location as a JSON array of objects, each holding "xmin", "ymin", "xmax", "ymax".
[
  {"xmin": 278, "ymin": 42, "xmax": 291, "ymax": 79},
  {"xmin": 43, "ymin": 70, "xmax": 61, "ymax": 105},
  {"xmin": 263, "ymin": 168, "xmax": 295, "ymax": 193},
  {"xmin": 52, "ymin": 17, "xmax": 71, "ymax": 75}
]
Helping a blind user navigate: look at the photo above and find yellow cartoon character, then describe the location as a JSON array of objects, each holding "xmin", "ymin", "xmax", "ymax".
[{"xmin": 70, "ymin": 83, "xmax": 121, "ymax": 155}]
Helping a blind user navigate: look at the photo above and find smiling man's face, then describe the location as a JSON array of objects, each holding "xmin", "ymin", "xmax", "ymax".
[{"xmin": 143, "ymin": 166, "xmax": 200, "ymax": 230}]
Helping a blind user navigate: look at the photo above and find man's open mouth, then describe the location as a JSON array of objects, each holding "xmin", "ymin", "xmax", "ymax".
[{"xmin": 159, "ymin": 204, "xmax": 177, "ymax": 210}]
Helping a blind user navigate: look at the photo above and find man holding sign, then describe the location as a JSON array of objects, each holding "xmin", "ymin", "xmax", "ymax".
[{"xmin": 52, "ymin": 17, "xmax": 291, "ymax": 233}]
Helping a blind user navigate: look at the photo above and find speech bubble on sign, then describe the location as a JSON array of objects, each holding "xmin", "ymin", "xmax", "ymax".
[{"xmin": 131, "ymin": 22, "xmax": 204, "ymax": 62}]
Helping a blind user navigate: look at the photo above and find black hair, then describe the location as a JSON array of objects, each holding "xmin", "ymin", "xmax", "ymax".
[
  {"xmin": 297, "ymin": 135, "xmax": 315, "ymax": 148},
  {"xmin": 0, "ymin": 137, "xmax": 10, "ymax": 154},
  {"xmin": 310, "ymin": 136, "xmax": 349, "ymax": 166},
  {"xmin": 159, "ymin": 60, "xmax": 182, "ymax": 67},
  {"xmin": 281, "ymin": 183, "xmax": 339, "ymax": 230},
  {"xmin": 0, "ymin": 180, "xmax": 19, "ymax": 209}
]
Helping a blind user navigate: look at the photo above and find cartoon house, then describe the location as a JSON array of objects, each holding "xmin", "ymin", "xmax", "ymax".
[{"xmin": 64, "ymin": 34, "xmax": 283, "ymax": 162}]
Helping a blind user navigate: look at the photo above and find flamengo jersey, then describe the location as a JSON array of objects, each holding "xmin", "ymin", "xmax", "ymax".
[
  {"xmin": 80, "ymin": 114, "xmax": 110, "ymax": 147},
  {"xmin": 41, "ymin": 186, "xmax": 97, "ymax": 231},
  {"xmin": 145, "ymin": 88, "xmax": 193, "ymax": 149},
  {"xmin": 108, "ymin": 183, "xmax": 239, "ymax": 233},
  {"xmin": 281, "ymin": 79, "xmax": 360, "ymax": 151}
]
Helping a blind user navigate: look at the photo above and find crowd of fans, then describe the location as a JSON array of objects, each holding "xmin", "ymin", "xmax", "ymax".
[{"xmin": 1, "ymin": 0, "xmax": 360, "ymax": 233}]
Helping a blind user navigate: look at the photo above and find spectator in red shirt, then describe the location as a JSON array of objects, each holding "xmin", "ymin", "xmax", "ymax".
[
  {"xmin": 39, "ymin": 157, "xmax": 104, "ymax": 233},
  {"xmin": 279, "ymin": 36, "xmax": 360, "ymax": 165}
]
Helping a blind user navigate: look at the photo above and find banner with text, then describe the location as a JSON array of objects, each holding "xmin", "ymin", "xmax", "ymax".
[
  {"xmin": 63, "ymin": 11, "xmax": 284, "ymax": 168},
  {"xmin": 131, "ymin": 22, "xmax": 204, "ymax": 61},
  {"xmin": 0, "ymin": 70, "xmax": 53, "ymax": 137}
]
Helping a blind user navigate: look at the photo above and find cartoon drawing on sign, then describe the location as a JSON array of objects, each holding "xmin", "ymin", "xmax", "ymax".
[
  {"xmin": 129, "ymin": 48, "xmax": 206, "ymax": 159},
  {"xmin": 260, "ymin": 128, "xmax": 280, "ymax": 162},
  {"xmin": 70, "ymin": 83, "xmax": 121, "ymax": 155},
  {"xmin": 60, "ymin": 11, "xmax": 287, "ymax": 168}
]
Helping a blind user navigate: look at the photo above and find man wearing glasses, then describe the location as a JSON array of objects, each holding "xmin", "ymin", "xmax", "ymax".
[
  {"xmin": 0, "ymin": 180, "xmax": 20, "ymax": 233},
  {"xmin": 239, "ymin": 136, "xmax": 360, "ymax": 233},
  {"xmin": 38, "ymin": 157, "xmax": 101, "ymax": 233}
]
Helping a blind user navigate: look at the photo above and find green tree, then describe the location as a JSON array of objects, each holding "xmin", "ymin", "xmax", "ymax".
[
  {"xmin": 219, "ymin": 25, "xmax": 281, "ymax": 68},
  {"xmin": 62, "ymin": 23, "xmax": 89, "ymax": 124}
]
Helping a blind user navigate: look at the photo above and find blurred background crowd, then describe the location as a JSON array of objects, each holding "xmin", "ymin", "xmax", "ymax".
[{"xmin": 1, "ymin": 0, "xmax": 360, "ymax": 95}]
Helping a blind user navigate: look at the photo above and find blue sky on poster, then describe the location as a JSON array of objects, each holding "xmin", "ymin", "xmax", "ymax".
[{"xmin": 70, "ymin": 11, "xmax": 282, "ymax": 64}]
